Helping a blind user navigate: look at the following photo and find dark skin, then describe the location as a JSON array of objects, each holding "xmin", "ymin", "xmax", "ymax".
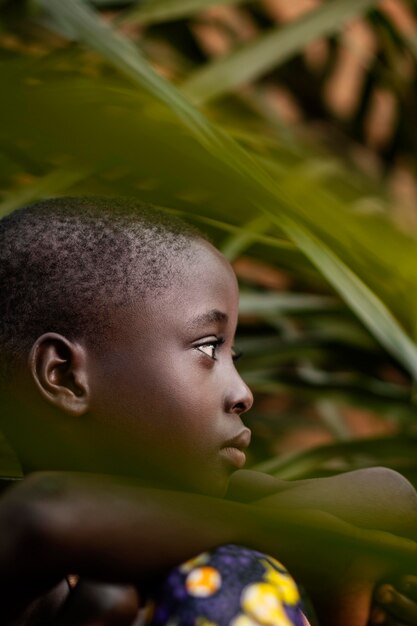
[
  {"xmin": 2, "ymin": 238, "xmax": 417, "ymax": 626},
  {"xmin": 2, "ymin": 470, "xmax": 417, "ymax": 626},
  {"xmin": 6, "ymin": 240, "xmax": 253, "ymax": 494},
  {"xmin": 2, "ymin": 469, "xmax": 417, "ymax": 626},
  {"xmin": 234, "ymin": 470, "xmax": 417, "ymax": 626}
]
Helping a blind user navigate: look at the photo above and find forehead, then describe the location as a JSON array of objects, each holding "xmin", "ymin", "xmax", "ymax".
[
  {"xmin": 173, "ymin": 238, "xmax": 238, "ymax": 296},
  {"xmin": 114, "ymin": 239, "xmax": 239, "ymax": 339}
]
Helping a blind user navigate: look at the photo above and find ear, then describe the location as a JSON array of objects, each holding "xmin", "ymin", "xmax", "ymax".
[{"xmin": 29, "ymin": 333, "xmax": 90, "ymax": 417}]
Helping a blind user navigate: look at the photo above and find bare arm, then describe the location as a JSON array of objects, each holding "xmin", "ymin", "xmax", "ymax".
[
  {"xmin": 229, "ymin": 467, "xmax": 417, "ymax": 626},
  {"xmin": 228, "ymin": 467, "xmax": 417, "ymax": 537},
  {"xmin": 2, "ymin": 471, "xmax": 417, "ymax": 626}
]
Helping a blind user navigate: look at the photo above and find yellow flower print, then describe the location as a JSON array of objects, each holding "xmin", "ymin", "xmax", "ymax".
[
  {"xmin": 263, "ymin": 556, "xmax": 287, "ymax": 572},
  {"xmin": 261, "ymin": 560, "xmax": 300, "ymax": 606},
  {"xmin": 240, "ymin": 583, "xmax": 295, "ymax": 626},
  {"xmin": 230, "ymin": 613, "xmax": 265, "ymax": 626}
]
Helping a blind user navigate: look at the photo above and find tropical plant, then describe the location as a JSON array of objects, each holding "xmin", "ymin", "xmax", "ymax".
[{"xmin": 1, "ymin": 0, "xmax": 417, "ymax": 489}]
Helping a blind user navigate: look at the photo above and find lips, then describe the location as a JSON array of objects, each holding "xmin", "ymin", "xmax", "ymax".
[
  {"xmin": 220, "ymin": 428, "xmax": 252, "ymax": 469},
  {"xmin": 223, "ymin": 428, "xmax": 252, "ymax": 451}
]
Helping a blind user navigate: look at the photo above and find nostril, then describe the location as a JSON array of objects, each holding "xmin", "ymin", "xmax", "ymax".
[
  {"xmin": 232, "ymin": 392, "xmax": 253, "ymax": 415},
  {"xmin": 232, "ymin": 401, "xmax": 248, "ymax": 415}
]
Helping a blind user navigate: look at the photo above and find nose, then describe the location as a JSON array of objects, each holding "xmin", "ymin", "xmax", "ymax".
[{"xmin": 226, "ymin": 371, "xmax": 254, "ymax": 415}]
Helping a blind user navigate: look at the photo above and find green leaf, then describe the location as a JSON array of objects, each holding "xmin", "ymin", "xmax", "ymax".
[
  {"xmin": 35, "ymin": 0, "xmax": 225, "ymax": 147},
  {"xmin": 162, "ymin": 207, "xmax": 297, "ymax": 254},
  {"xmin": 220, "ymin": 215, "xmax": 272, "ymax": 261},
  {"xmin": 90, "ymin": 0, "xmax": 136, "ymax": 5},
  {"xmin": 314, "ymin": 398, "xmax": 353, "ymax": 441},
  {"xmin": 239, "ymin": 292, "xmax": 340, "ymax": 316},
  {"xmin": 17, "ymin": 0, "xmax": 417, "ymax": 379},
  {"xmin": 181, "ymin": 0, "xmax": 379, "ymax": 104},
  {"xmin": 118, "ymin": 0, "xmax": 247, "ymax": 27},
  {"xmin": 253, "ymin": 436, "xmax": 417, "ymax": 479},
  {"xmin": 0, "ymin": 166, "xmax": 94, "ymax": 219},
  {"xmin": 242, "ymin": 370, "xmax": 410, "ymax": 410},
  {"xmin": 273, "ymin": 215, "xmax": 417, "ymax": 380}
]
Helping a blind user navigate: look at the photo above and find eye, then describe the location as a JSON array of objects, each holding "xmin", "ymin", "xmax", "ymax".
[{"xmin": 195, "ymin": 337, "xmax": 225, "ymax": 361}]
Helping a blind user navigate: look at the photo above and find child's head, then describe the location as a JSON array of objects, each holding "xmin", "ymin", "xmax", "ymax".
[{"xmin": 0, "ymin": 196, "xmax": 253, "ymax": 496}]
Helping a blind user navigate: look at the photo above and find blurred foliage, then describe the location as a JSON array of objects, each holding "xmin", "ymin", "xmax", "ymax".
[{"xmin": 2, "ymin": 0, "xmax": 417, "ymax": 486}]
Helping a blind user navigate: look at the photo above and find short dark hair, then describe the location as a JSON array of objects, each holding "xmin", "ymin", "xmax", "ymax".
[{"xmin": 0, "ymin": 196, "xmax": 203, "ymax": 383}]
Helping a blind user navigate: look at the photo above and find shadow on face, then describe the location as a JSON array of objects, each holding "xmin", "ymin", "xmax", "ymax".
[{"xmin": 4, "ymin": 240, "xmax": 253, "ymax": 497}]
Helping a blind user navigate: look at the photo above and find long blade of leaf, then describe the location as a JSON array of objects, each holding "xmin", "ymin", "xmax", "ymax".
[
  {"xmin": 239, "ymin": 292, "xmax": 339, "ymax": 316},
  {"xmin": 181, "ymin": 0, "xmax": 379, "ymax": 104},
  {"xmin": 253, "ymin": 436, "xmax": 417, "ymax": 478},
  {"xmin": 0, "ymin": 166, "xmax": 93, "ymax": 219},
  {"xmin": 36, "ymin": 0, "xmax": 212, "ymax": 143},
  {"xmin": 274, "ymin": 215, "xmax": 417, "ymax": 380},
  {"xmin": 30, "ymin": 0, "xmax": 417, "ymax": 379},
  {"xmin": 118, "ymin": 0, "xmax": 247, "ymax": 27},
  {"xmin": 160, "ymin": 207, "xmax": 297, "ymax": 252},
  {"xmin": 220, "ymin": 215, "xmax": 271, "ymax": 260}
]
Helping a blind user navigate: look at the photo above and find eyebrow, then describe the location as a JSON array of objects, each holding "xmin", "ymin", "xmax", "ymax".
[{"xmin": 188, "ymin": 309, "xmax": 229, "ymax": 330}]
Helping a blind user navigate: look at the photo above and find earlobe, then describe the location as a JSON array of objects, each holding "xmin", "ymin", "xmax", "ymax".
[{"xmin": 29, "ymin": 333, "xmax": 90, "ymax": 416}]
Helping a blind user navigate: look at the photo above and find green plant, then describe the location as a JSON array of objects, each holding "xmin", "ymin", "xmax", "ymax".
[{"xmin": 1, "ymin": 0, "xmax": 417, "ymax": 485}]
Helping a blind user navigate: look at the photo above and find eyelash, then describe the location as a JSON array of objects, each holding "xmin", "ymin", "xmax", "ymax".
[{"xmin": 195, "ymin": 338, "xmax": 242, "ymax": 362}]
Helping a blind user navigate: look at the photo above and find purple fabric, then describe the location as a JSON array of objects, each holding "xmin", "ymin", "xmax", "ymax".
[{"xmin": 146, "ymin": 544, "xmax": 307, "ymax": 626}]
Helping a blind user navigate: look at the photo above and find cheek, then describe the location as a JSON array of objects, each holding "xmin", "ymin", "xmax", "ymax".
[
  {"xmin": 92, "ymin": 346, "xmax": 221, "ymax": 443},
  {"xmin": 115, "ymin": 363, "xmax": 191, "ymax": 426},
  {"xmin": 144, "ymin": 363, "xmax": 223, "ymax": 449}
]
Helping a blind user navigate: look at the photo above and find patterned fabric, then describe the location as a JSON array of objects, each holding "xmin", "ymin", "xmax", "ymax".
[{"xmin": 145, "ymin": 545, "xmax": 311, "ymax": 626}]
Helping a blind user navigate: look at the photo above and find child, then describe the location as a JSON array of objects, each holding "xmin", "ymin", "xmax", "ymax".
[{"xmin": 0, "ymin": 196, "xmax": 416, "ymax": 626}]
